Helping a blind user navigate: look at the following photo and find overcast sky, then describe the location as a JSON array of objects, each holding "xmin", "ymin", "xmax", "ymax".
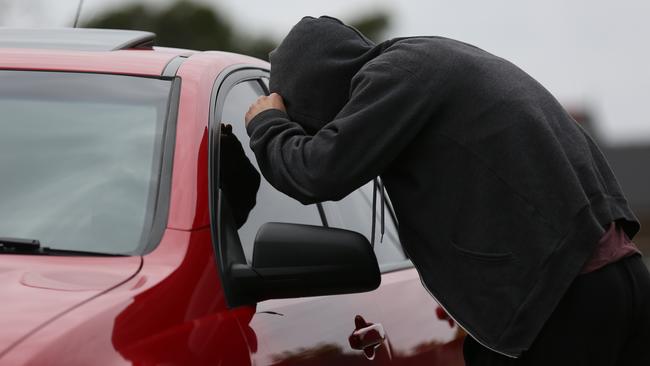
[{"xmin": 2, "ymin": 0, "xmax": 649, "ymax": 145}]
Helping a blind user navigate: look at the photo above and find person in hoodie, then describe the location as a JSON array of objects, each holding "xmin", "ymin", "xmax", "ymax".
[{"xmin": 243, "ymin": 16, "xmax": 650, "ymax": 364}]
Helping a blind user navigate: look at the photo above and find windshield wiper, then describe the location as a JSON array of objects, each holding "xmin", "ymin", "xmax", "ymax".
[
  {"xmin": 0, "ymin": 237, "xmax": 40, "ymax": 251},
  {"xmin": 0, "ymin": 237, "xmax": 126, "ymax": 257}
]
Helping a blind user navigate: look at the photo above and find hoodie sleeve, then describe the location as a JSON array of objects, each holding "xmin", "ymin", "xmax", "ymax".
[{"xmin": 247, "ymin": 61, "xmax": 431, "ymax": 205}]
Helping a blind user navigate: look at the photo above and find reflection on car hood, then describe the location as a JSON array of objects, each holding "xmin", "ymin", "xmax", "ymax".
[{"xmin": 0, "ymin": 254, "xmax": 141, "ymax": 354}]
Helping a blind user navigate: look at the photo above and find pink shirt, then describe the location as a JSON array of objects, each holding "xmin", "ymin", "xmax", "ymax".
[{"xmin": 581, "ymin": 222, "xmax": 641, "ymax": 274}]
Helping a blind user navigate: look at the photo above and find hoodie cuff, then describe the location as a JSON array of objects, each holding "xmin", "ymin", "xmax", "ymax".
[{"xmin": 246, "ymin": 108, "xmax": 290, "ymax": 137}]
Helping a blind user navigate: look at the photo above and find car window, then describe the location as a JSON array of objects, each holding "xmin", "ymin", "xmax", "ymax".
[
  {"xmin": 0, "ymin": 70, "xmax": 172, "ymax": 255},
  {"xmin": 218, "ymin": 80, "xmax": 323, "ymax": 262},
  {"xmin": 323, "ymin": 183, "xmax": 411, "ymax": 272}
]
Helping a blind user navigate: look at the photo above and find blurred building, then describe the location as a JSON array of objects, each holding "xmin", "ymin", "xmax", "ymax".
[
  {"xmin": 603, "ymin": 146, "xmax": 650, "ymax": 254},
  {"xmin": 570, "ymin": 108, "xmax": 650, "ymax": 256}
]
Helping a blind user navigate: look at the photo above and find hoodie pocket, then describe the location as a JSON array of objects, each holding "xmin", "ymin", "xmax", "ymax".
[{"xmin": 451, "ymin": 241, "xmax": 514, "ymax": 263}]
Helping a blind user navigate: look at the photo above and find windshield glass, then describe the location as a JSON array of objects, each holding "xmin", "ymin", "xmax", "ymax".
[{"xmin": 0, "ymin": 71, "xmax": 172, "ymax": 255}]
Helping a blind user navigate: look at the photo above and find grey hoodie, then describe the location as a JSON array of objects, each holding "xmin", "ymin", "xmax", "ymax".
[{"xmin": 246, "ymin": 16, "xmax": 639, "ymax": 357}]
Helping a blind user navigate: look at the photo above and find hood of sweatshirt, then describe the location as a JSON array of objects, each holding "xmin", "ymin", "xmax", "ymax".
[{"xmin": 269, "ymin": 16, "xmax": 379, "ymax": 134}]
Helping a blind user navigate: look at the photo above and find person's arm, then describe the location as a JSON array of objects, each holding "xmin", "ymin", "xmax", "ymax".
[{"xmin": 246, "ymin": 61, "xmax": 432, "ymax": 204}]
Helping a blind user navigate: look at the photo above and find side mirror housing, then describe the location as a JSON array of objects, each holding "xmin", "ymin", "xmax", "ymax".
[{"xmin": 230, "ymin": 223, "xmax": 380, "ymax": 305}]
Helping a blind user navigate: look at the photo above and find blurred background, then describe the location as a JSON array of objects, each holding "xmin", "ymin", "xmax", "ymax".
[{"xmin": 1, "ymin": 0, "xmax": 649, "ymax": 263}]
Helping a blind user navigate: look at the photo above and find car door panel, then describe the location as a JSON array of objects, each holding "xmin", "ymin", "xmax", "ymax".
[
  {"xmin": 243, "ymin": 289, "xmax": 394, "ymax": 365},
  {"xmin": 242, "ymin": 269, "xmax": 464, "ymax": 365},
  {"xmin": 374, "ymin": 268, "xmax": 465, "ymax": 365}
]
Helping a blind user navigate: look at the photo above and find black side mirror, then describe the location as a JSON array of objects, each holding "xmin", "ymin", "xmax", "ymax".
[{"xmin": 229, "ymin": 222, "xmax": 380, "ymax": 305}]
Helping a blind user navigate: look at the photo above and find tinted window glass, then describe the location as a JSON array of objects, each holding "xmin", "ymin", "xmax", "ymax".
[
  {"xmin": 0, "ymin": 71, "xmax": 171, "ymax": 254},
  {"xmin": 219, "ymin": 81, "xmax": 322, "ymax": 262},
  {"xmin": 324, "ymin": 183, "xmax": 410, "ymax": 271}
]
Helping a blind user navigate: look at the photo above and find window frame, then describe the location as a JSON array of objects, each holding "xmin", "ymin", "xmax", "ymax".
[
  {"xmin": 208, "ymin": 65, "xmax": 336, "ymax": 308},
  {"xmin": 209, "ymin": 67, "xmax": 266, "ymax": 307},
  {"xmin": 209, "ymin": 67, "xmax": 327, "ymax": 307}
]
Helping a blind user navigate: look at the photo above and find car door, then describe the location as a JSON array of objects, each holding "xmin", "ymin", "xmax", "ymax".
[{"xmin": 213, "ymin": 71, "xmax": 463, "ymax": 365}]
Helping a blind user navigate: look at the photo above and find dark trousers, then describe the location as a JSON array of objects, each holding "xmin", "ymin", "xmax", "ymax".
[{"xmin": 463, "ymin": 254, "xmax": 650, "ymax": 365}]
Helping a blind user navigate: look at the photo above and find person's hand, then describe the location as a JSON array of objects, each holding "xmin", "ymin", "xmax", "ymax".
[{"xmin": 245, "ymin": 93, "xmax": 286, "ymax": 127}]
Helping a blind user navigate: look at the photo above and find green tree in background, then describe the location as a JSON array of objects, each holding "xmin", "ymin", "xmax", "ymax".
[
  {"xmin": 351, "ymin": 12, "xmax": 390, "ymax": 43},
  {"xmin": 83, "ymin": 1, "xmax": 390, "ymax": 60}
]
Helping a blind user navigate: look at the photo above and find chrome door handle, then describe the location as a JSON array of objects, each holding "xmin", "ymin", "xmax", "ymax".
[{"xmin": 348, "ymin": 315, "xmax": 386, "ymax": 358}]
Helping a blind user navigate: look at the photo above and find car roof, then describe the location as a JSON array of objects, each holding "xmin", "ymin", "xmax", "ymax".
[
  {"xmin": 0, "ymin": 28, "xmax": 155, "ymax": 51},
  {"xmin": 0, "ymin": 28, "xmax": 266, "ymax": 77}
]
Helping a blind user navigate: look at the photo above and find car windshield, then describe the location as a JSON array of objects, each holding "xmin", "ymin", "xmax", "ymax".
[{"xmin": 0, "ymin": 70, "xmax": 173, "ymax": 255}]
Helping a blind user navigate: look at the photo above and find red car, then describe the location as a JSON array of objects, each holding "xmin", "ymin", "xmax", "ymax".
[{"xmin": 0, "ymin": 29, "xmax": 464, "ymax": 365}]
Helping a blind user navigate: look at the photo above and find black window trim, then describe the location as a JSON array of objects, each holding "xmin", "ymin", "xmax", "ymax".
[{"xmin": 209, "ymin": 66, "xmax": 270, "ymax": 307}]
